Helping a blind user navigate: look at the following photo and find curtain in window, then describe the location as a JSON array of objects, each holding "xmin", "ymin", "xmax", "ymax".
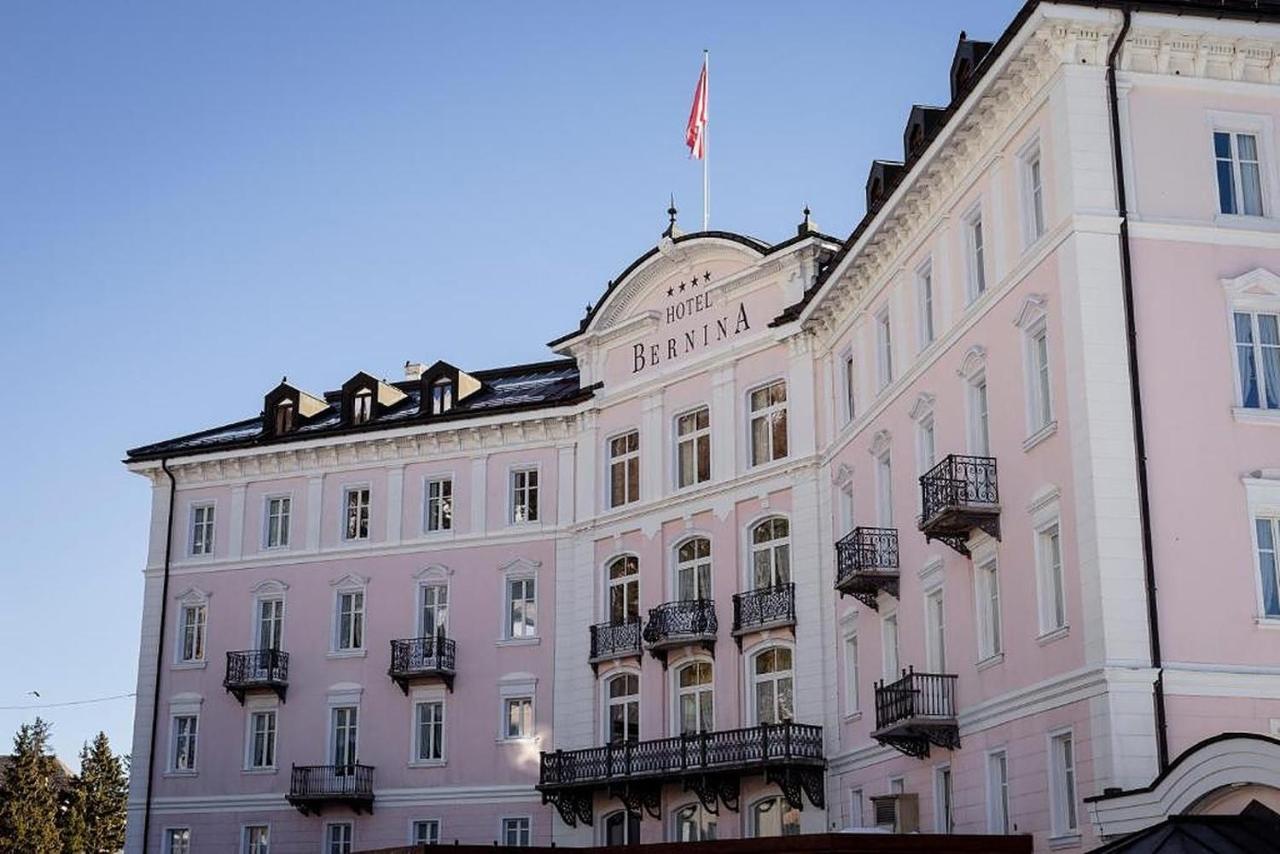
[
  {"xmin": 1258, "ymin": 519, "xmax": 1280, "ymax": 618},
  {"xmin": 1260, "ymin": 314, "xmax": 1280, "ymax": 408}
]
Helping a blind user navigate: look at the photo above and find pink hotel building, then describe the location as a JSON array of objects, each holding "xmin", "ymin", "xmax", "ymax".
[{"xmin": 123, "ymin": 1, "xmax": 1280, "ymax": 851}]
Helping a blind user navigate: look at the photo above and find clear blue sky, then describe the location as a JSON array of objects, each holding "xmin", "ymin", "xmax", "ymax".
[{"xmin": 0, "ymin": 1, "xmax": 1022, "ymax": 766}]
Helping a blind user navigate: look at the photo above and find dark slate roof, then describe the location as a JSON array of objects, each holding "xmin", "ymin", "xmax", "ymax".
[
  {"xmin": 1090, "ymin": 803, "xmax": 1280, "ymax": 853},
  {"xmin": 126, "ymin": 359, "xmax": 593, "ymax": 462}
]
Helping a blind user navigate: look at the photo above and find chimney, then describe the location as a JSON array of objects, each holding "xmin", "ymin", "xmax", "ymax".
[{"xmin": 404, "ymin": 361, "xmax": 427, "ymax": 381}]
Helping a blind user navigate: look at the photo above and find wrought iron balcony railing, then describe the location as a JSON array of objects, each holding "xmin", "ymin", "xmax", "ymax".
[
  {"xmin": 918, "ymin": 454, "xmax": 1001, "ymax": 556},
  {"xmin": 286, "ymin": 764, "xmax": 375, "ymax": 816},
  {"xmin": 589, "ymin": 618, "xmax": 642, "ymax": 673},
  {"xmin": 834, "ymin": 527, "xmax": 900, "ymax": 610},
  {"xmin": 642, "ymin": 599, "xmax": 717, "ymax": 666},
  {"xmin": 537, "ymin": 722, "xmax": 825, "ymax": 828},
  {"xmin": 872, "ymin": 667, "xmax": 960, "ymax": 758},
  {"xmin": 731, "ymin": 583, "xmax": 796, "ymax": 645},
  {"xmin": 388, "ymin": 636, "xmax": 456, "ymax": 694},
  {"xmin": 224, "ymin": 649, "xmax": 288, "ymax": 704}
]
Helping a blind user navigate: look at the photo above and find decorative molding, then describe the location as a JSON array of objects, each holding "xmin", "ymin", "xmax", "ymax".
[
  {"xmin": 956, "ymin": 345, "xmax": 988, "ymax": 380},
  {"xmin": 868, "ymin": 429, "xmax": 892, "ymax": 457},
  {"xmin": 248, "ymin": 579, "xmax": 287, "ymax": 596},
  {"xmin": 498, "ymin": 557, "xmax": 541, "ymax": 576},
  {"xmin": 413, "ymin": 563, "xmax": 453, "ymax": 579},
  {"xmin": 1012, "ymin": 293, "xmax": 1049, "ymax": 329},
  {"xmin": 330, "ymin": 573, "xmax": 370, "ymax": 589},
  {"xmin": 174, "ymin": 586, "xmax": 210, "ymax": 605},
  {"xmin": 907, "ymin": 392, "xmax": 936, "ymax": 422}
]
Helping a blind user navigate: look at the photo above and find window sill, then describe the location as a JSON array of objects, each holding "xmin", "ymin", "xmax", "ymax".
[
  {"xmin": 976, "ymin": 652, "xmax": 1005, "ymax": 672},
  {"xmin": 1254, "ymin": 617, "xmax": 1280, "ymax": 630},
  {"xmin": 241, "ymin": 767, "xmax": 278, "ymax": 776},
  {"xmin": 408, "ymin": 759, "xmax": 446, "ymax": 769},
  {"xmin": 1214, "ymin": 213, "xmax": 1280, "ymax": 231},
  {"xmin": 327, "ymin": 649, "xmax": 368, "ymax": 660},
  {"xmin": 842, "ymin": 711, "xmax": 863, "ymax": 723},
  {"xmin": 1233, "ymin": 407, "xmax": 1280, "ymax": 425},
  {"xmin": 1037, "ymin": 626, "xmax": 1070, "ymax": 645},
  {"xmin": 1023, "ymin": 420, "xmax": 1058, "ymax": 452},
  {"xmin": 496, "ymin": 637, "xmax": 541, "ymax": 648},
  {"xmin": 497, "ymin": 736, "xmax": 539, "ymax": 746},
  {"xmin": 1048, "ymin": 833, "xmax": 1082, "ymax": 849},
  {"xmin": 164, "ymin": 770, "xmax": 198, "ymax": 778},
  {"xmin": 172, "ymin": 661, "xmax": 207, "ymax": 671},
  {"xmin": 261, "ymin": 544, "xmax": 291, "ymax": 553}
]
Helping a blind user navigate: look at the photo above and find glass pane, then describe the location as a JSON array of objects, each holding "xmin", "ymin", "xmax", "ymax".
[
  {"xmin": 697, "ymin": 435, "xmax": 710, "ymax": 482},
  {"xmin": 772, "ymin": 409, "xmax": 788, "ymax": 459},
  {"xmin": 1259, "ymin": 519, "xmax": 1280, "ymax": 617},
  {"xmin": 1218, "ymin": 158, "xmax": 1238, "ymax": 214},
  {"xmin": 756, "ymin": 680, "xmax": 774, "ymax": 724},
  {"xmin": 751, "ymin": 416, "xmax": 769, "ymax": 465},
  {"xmin": 1242, "ymin": 161, "xmax": 1264, "ymax": 216},
  {"xmin": 1214, "ymin": 131, "xmax": 1232, "ymax": 158}
]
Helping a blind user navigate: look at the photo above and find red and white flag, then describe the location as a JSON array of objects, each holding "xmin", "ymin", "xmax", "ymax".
[{"xmin": 685, "ymin": 56, "xmax": 708, "ymax": 159}]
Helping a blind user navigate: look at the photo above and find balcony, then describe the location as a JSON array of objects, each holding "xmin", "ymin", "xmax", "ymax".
[
  {"xmin": 223, "ymin": 649, "xmax": 288, "ymax": 704},
  {"xmin": 589, "ymin": 618, "xmax": 642, "ymax": 674},
  {"xmin": 872, "ymin": 668, "xmax": 960, "ymax": 758},
  {"xmin": 388, "ymin": 636, "xmax": 456, "ymax": 694},
  {"xmin": 834, "ymin": 527, "xmax": 900, "ymax": 610},
  {"xmin": 731, "ymin": 583, "xmax": 796, "ymax": 647},
  {"xmin": 642, "ymin": 599, "xmax": 717, "ymax": 668},
  {"xmin": 537, "ymin": 722, "xmax": 825, "ymax": 828},
  {"xmin": 918, "ymin": 454, "xmax": 1001, "ymax": 556},
  {"xmin": 286, "ymin": 764, "xmax": 374, "ymax": 815}
]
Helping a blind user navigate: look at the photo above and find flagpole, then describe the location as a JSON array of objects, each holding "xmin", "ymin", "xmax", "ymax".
[{"xmin": 702, "ymin": 49, "xmax": 710, "ymax": 232}]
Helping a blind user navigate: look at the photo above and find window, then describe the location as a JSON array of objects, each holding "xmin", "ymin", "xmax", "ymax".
[
  {"xmin": 352, "ymin": 388, "xmax": 373, "ymax": 424},
  {"xmin": 749, "ymin": 380, "xmax": 788, "ymax": 466},
  {"xmin": 248, "ymin": 710, "xmax": 276, "ymax": 769},
  {"xmin": 172, "ymin": 715, "xmax": 198, "ymax": 772},
  {"xmin": 917, "ymin": 263, "xmax": 935, "ymax": 349},
  {"xmin": 925, "ymin": 588, "xmax": 946, "ymax": 672},
  {"xmin": 256, "ymin": 598, "xmax": 283, "ymax": 651},
  {"xmin": 609, "ymin": 430, "xmax": 640, "ymax": 507},
  {"xmin": 165, "ymin": 829, "xmax": 191, "ymax": 854},
  {"xmin": 673, "ymin": 803, "xmax": 717, "ymax": 841},
  {"xmin": 412, "ymin": 820, "xmax": 440, "ymax": 846},
  {"xmin": 606, "ymin": 673, "xmax": 639, "ymax": 744},
  {"xmin": 976, "ymin": 557, "xmax": 1002, "ymax": 660},
  {"xmin": 511, "ymin": 468, "xmax": 540, "ymax": 523},
  {"xmin": 608, "ymin": 556, "xmax": 640, "ymax": 624},
  {"xmin": 1215, "ymin": 131, "xmax": 1264, "ymax": 216},
  {"xmin": 843, "ymin": 634, "xmax": 859, "ymax": 714},
  {"xmin": 676, "ymin": 407, "xmax": 711, "ymax": 488},
  {"xmin": 331, "ymin": 706, "xmax": 358, "ymax": 767},
  {"xmin": 966, "ymin": 210, "xmax": 987, "ymax": 300},
  {"xmin": 882, "ymin": 614, "xmax": 900, "ymax": 680},
  {"xmin": 431, "ymin": 378, "xmax": 453, "ymax": 415},
  {"xmin": 1023, "ymin": 145, "xmax": 1046, "ymax": 243},
  {"xmin": 677, "ymin": 661, "xmax": 714, "ymax": 735},
  {"xmin": 875, "ymin": 451, "xmax": 893, "ymax": 525},
  {"xmin": 343, "ymin": 487, "xmax": 370, "ymax": 541},
  {"xmin": 1257, "ymin": 517, "xmax": 1280, "ymax": 618},
  {"xmin": 502, "ymin": 818, "xmax": 531, "ymax": 847},
  {"xmin": 243, "ymin": 826, "xmax": 269, "ymax": 854},
  {"xmin": 415, "ymin": 700, "xmax": 444, "ymax": 762},
  {"xmin": 604, "ymin": 811, "xmax": 640, "ymax": 846},
  {"xmin": 839, "ymin": 482, "xmax": 855, "ymax": 534},
  {"xmin": 326, "ymin": 822, "xmax": 353, "ymax": 854},
  {"xmin": 505, "ymin": 697, "xmax": 534, "ymax": 739},
  {"xmin": 419, "ymin": 583, "xmax": 448, "ymax": 638},
  {"xmin": 425, "ymin": 477, "xmax": 453, "ymax": 532},
  {"xmin": 1026, "ymin": 324, "xmax": 1053, "ymax": 432},
  {"xmin": 968, "ymin": 376, "xmax": 990, "ymax": 456},
  {"xmin": 917, "ymin": 414, "xmax": 936, "ymax": 475},
  {"xmin": 988, "ymin": 750, "xmax": 1010, "ymax": 833},
  {"xmin": 190, "ymin": 503, "xmax": 214, "ymax": 556},
  {"xmin": 265, "ymin": 495, "xmax": 290, "ymax": 549},
  {"xmin": 507, "ymin": 577, "xmax": 536, "ymax": 639},
  {"xmin": 274, "ymin": 400, "xmax": 295, "ymax": 435},
  {"xmin": 1037, "ymin": 524, "xmax": 1067, "ymax": 632},
  {"xmin": 935, "ymin": 765, "xmax": 954, "ymax": 833},
  {"xmin": 841, "ymin": 352, "xmax": 856, "ymax": 423},
  {"xmin": 750, "ymin": 518, "xmax": 791, "ymax": 590},
  {"xmin": 875, "ymin": 310, "xmax": 893, "ymax": 389},
  {"xmin": 178, "ymin": 604, "xmax": 206, "ymax": 663},
  {"xmin": 1050, "ymin": 732, "xmax": 1079, "ymax": 837},
  {"xmin": 676, "ymin": 538, "xmax": 712, "ymax": 601},
  {"xmin": 1235, "ymin": 311, "xmax": 1280, "ymax": 410},
  {"xmin": 335, "ymin": 590, "xmax": 364, "ymax": 651},
  {"xmin": 753, "ymin": 647, "xmax": 794, "ymax": 725},
  {"xmin": 751, "ymin": 796, "xmax": 800, "ymax": 837},
  {"xmin": 849, "ymin": 788, "xmax": 865, "ymax": 828}
]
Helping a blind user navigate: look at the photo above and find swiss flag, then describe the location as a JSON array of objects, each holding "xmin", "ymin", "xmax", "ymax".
[{"xmin": 685, "ymin": 58, "xmax": 708, "ymax": 159}]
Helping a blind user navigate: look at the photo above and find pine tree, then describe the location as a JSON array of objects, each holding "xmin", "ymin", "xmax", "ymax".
[
  {"xmin": 0, "ymin": 717, "xmax": 64, "ymax": 854},
  {"xmin": 71, "ymin": 733, "xmax": 127, "ymax": 854}
]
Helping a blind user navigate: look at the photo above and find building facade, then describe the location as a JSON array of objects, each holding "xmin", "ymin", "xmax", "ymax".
[{"xmin": 124, "ymin": 2, "xmax": 1280, "ymax": 852}]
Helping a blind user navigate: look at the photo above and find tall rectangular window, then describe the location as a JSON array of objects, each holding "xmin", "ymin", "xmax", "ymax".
[
  {"xmin": 190, "ymin": 504, "xmax": 214, "ymax": 556},
  {"xmin": 1028, "ymin": 325, "xmax": 1053, "ymax": 431},
  {"xmin": 326, "ymin": 823, "xmax": 353, "ymax": 854},
  {"xmin": 875, "ymin": 310, "xmax": 893, "ymax": 389},
  {"xmin": 511, "ymin": 468, "xmax": 540, "ymax": 523},
  {"xmin": 1257, "ymin": 517, "xmax": 1280, "ymax": 618},
  {"xmin": 1050, "ymin": 732, "xmax": 1079, "ymax": 836},
  {"xmin": 935, "ymin": 765, "xmax": 954, "ymax": 833},
  {"xmin": 331, "ymin": 707, "xmax": 358, "ymax": 767},
  {"xmin": 1038, "ymin": 525, "xmax": 1067, "ymax": 632},
  {"xmin": 882, "ymin": 614, "xmax": 900, "ymax": 680},
  {"xmin": 415, "ymin": 700, "xmax": 444, "ymax": 762},
  {"xmin": 967, "ymin": 212, "xmax": 987, "ymax": 300},
  {"xmin": 1235, "ymin": 311, "xmax": 1280, "ymax": 410},
  {"xmin": 165, "ymin": 829, "xmax": 191, "ymax": 854},
  {"xmin": 839, "ymin": 482, "xmax": 855, "ymax": 534},
  {"xmin": 609, "ymin": 430, "xmax": 640, "ymax": 507},
  {"xmin": 925, "ymin": 588, "xmax": 946, "ymax": 672},
  {"xmin": 243, "ymin": 826, "xmax": 269, "ymax": 854},
  {"xmin": 420, "ymin": 584, "xmax": 448, "ymax": 637},
  {"xmin": 988, "ymin": 750, "xmax": 1011, "ymax": 834},
  {"xmin": 976, "ymin": 558, "xmax": 1002, "ymax": 660},
  {"xmin": 849, "ymin": 789, "xmax": 864, "ymax": 828},
  {"xmin": 917, "ymin": 263, "xmax": 935, "ymax": 349},
  {"xmin": 507, "ymin": 578, "xmax": 536, "ymax": 639},
  {"xmin": 335, "ymin": 591, "xmax": 364, "ymax": 651},
  {"xmin": 178, "ymin": 604, "xmax": 206, "ymax": 663},
  {"xmin": 676, "ymin": 407, "xmax": 711, "ymax": 488},
  {"xmin": 969, "ymin": 377, "xmax": 991, "ymax": 456},
  {"xmin": 502, "ymin": 817, "xmax": 531, "ymax": 847},
  {"xmin": 876, "ymin": 451, "xmax": 893, "ymax": 526},
  {"xmin": 257, "ymin": 598, "xmax": 283, "ymax": 651},
  {"xmin": 1215, "ymin": 131, "xmax": 1264, "ymax": 216},
  {"xmin": 843, "ymin": 634, "xmax": 859, "ymax": 714},
  {"xmin": 842, "ymin": 352, "xmax": 856, "ymax": 422},
  {"xmin": 749, "ymin": 380, "xmax": 788, "ymax": 466},
  {"xmin": 917, "ymin": 415, "xmax": 936, "ymax": 475},
  {"xmin": 248, "ymin": 710, "xmax": 277, "ymax": 769},
  {"xmin": 343, "ymin": 487, "xmax": 370, "ymax": 541},
  {"xmin": 265, "ymin": 496, "xmax": 290, "ymax": 549},
  {"xmin": 505, "ymin": 697, "xmax": 534, "ymax": 739},
  {"xmin": 425, "ymin": 477, "xmax": 453, "ymax": 532},
  {"xmin": 171, "ymin": 715, "xmax": 198, "ymax": 772},
  {"xmin": 1024, "ymin": 147, "xmax": 1046, "ymax": 242},
  {"xmin": 412, "ymin": 821, "xmax": 440, "ymax": 846}
]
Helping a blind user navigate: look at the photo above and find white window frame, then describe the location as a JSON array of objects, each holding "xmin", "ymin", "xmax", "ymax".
[
  {"xmin": 244, "ymin": 705, "xmax": 278, "ymax": 771},
  {"xmin": 510, "ymin": 466, "xmax": 540, "ymax": 524},
  {"xmin": 263, "ymin": 493, "xmax": 292, "ymax": 550},
  {"xmin": 506, "ymin": 576, "xmax": 537, "ymax": 640},
  {"xmin": 500, "ymin": 816, "xmax": 532, "ymax": 847},
  {"xmin": 934, "ymin": 763, "xmax": 954, "ymax": 833},
  {"xmin": 327, "ymin": 700, "xmax": 360, "ymax": 768},
  {"xmin": 602, "ymin": 669, "xmax": 641, "ymax": 745},
  {"xmin": 749, "ymin": 644, "xmax": 795, "ymax": 726},
  {"xmin": 967, "ymin": 372, "xmax": 991, "ymax": 456},
  {"xmin": 964, "ymin": 204, "xmax": 987, "ymax": 303},
  {"xmin": 1036, "ymin": 521, "xmax": 1068, "ymax": 636},
  {"xmin": 673, "ymin": 657, "xmax": 715, "ymax": 736},
  {"xmin": 881, "ymin": 611, "xmax": 900, "ymax": 681},
  {"xmin": 242, "ymin": 825, "xmax": 269, "ymax": 854},
  {"xmin": 672, "ymin": 802, "xmax": 717, "ymax": 842},
  {"xmin": 411, "ymin": 691, "xmax": 446, "ymax": 765},
  {"xmin": 839, "ymin": 480, "xmax": 855, "ymax": 535},
  {"xmin": 975, "ymin": 554, "xmax": 1003, "ymax": 663},
  {"xmin": 1246, "ymin": 474, "xmax": 1280, "ymax": 623},
  {"xmin": 749, "ymin": 795, "xmax": 800, "ymax": 837},
  {"xmin": 874, "ymin": 448, "xmax": 893, "ymax": 527},
  {"xmin": 924, "ymin": 585, "xmax": 946, "ymax": 673},
  {"xmin": 849, "ymin": 788, "xmax": 864, "ymax": 828},
  {"xmin": 875, "ymin": 308, "xmax": 893, "ymax": 390},
  {"xmin": 1224, "ymin": 269, "xmax": 1280, "ymax": 421},
  {"xmin": 168, "ymin": 702, "xmax": 200, "ymax": 774},
  {"xmin": 840, "ymin": 349, "xmax": 857, "ymax": 423},
  {"xmin": 747, "ymin": 379, "xmax": 789, "ymax": 467},
  {"xmin": 330, "ymin": 575, "xmax": 369, "ymax": 655},
  {"xmin": 1048, "ymin": 729, "xmax": 1080, "ymax": 839},
  {"xmin": 164, "ymin": 828, "xmax": 191, "ymax": 854},
  {"xmin": 909, "ymin": 392, "xmax": 937, "ymax": 477},
  {"xmin": 916, "ymin": 260, "xmax": 935, "ymax": 350},
  {"xmin": 748, "ymin": 518, "xmax": 790, "ymax": 592},
  {"xmin": 341, "ymin": 485, "xmax": 371, "ymax": 542},
  {"xmin": 1020, "ymin": 139, "xmax": 1046, "ymax": 246},
  {"xmin": 842, "ymin": 631, "xmax": 860, "ymax": 717},
  {"xmin": 1208, "ymin": 110, "xmax": 1277, "ymax": 221},
  {"xmin": 498, "ymin": 674, "xmax": 537, "ymax": 741},
  {"xmin": 188, "ymin": 501, "xmax": 215, "ymax": 557},
  {"xmin": 324, "ymin": 821, "xmax": 353, "ymax": 854},
  {"xmin": 607, "ymin": 428, "xmax": 641, "ymax": 508},
  {"xmin": 424, "ymin": 475, "xmax": 454, "ymax": 533},
  {"xmin": 411, "ymin": 819, "xmax": 440, "ymax": 846},
  {"xmin": 252, "ymin": 582, "xmax": 286, "ymax": 652},
  {"xmin": 174, "ymin": 588, "xmax": 209, "ymax": 667},
  {"xmin": 417, "ymin": 576, "xmax": 450, "ymax": 638},
  {"xmin": 986, "ymin": 748, "xmax": 1011, "ymax": 834},
  {"xmin": 675, "ymin": 405, "xmax": 712, "ymax": 489}
]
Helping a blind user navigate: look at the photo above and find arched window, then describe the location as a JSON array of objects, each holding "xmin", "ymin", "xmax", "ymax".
[
  {"xmin": 676, "ymin": 538, "xmax": 712, "ymax": 601},
  {"xmin": 751, "ymin": 796, "xmax": 800, "ymax": 837},
  {"xmin": 603, "ymin": 810, "xmax": 640, "ymax": 846},
  {"xmin": 752, "ymin": 647, "xmax": 794, "ymax": 725},
  {"xmin": 676, "ymin": 660, "xmax": 713, "ymax": 735},
  {"xmin": 606, "ymin": 672, "xmax": 639, "ymax": 744},
  {"xmin": 673, "ymin": 803, "xmax": 717, "ymax": 841},
  {"xmin": 352, "ymin": 388, "xmax": 373, "ymax": 424},
  {"xmin": 608, "ymin": 556, "xmax": 639, "ymax": 624},
  {"xmin": 431, "ymin": 378, "xmax": 453, "ymax": 415},
  {"xmin": 751, "ymin": 518, "xmax": 791, "ymax": 590},
  {"xmin": 274, "ymin": 400, "xmax": 295, "ymax": 435}
]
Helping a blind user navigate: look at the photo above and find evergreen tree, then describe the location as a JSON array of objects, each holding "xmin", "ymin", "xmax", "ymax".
[
  {"xmin": 0, "ymin": 717, "xmax": 63, "ymax": 854},
  {"xmin": 71, "ymin": 733, "xmax": 127, "ymax": 854}
]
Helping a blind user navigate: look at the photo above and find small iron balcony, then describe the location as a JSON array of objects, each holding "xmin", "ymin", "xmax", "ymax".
[
  {"xmin": 918, "ymin": 454, "xmax": 1001, "ymax": 556},
  {"xmin": 223, "ymin": 649, "xmax": 288, "ymax": 704},
  {"xmin": 641, "ymin": 599, "xmax": 717, "ymax": 667},
  {"xmin": 834, "ymin": 527, "xmax": 900, "ymax": 610},
  {"xmin": 731, "ymin": 583, "xmax": 796, "ymax": 647},
  {"xmin": 388, "ymin": 636, "xmax": 456, "ymax": 694},
  {"xmin": 872, "ymin": 668, "xmax": 960, "ymax": 758},
  {"xmin": 588, "ymin": 618, "xmax": 642, "ymax": 673},
  {"xmin": 537, "ymin": 722, "xmax": 825, "ymax": 828},
  {"xmin": 287, "ymin": 764, "xmax": 374, "ymax": 815}
]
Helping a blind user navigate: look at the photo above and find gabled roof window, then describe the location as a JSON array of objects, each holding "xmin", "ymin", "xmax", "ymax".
[
  {"xmin": 262, "ymin": 380, "xmax": 327, "ymax": 438},
  {"xmin": 417, "ymin": 361, "xmax": 483, "ymax": 417},
  {"xmin": 431, "ymin": 378, "xmax": 454, "ymax": 415},
  {"xmin": 340, "ymin": 372, "xmax": 407, "ymax": 426}
]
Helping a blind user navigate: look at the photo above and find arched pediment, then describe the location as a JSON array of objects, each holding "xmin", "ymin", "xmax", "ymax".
[
  {"xmin": 869, "ymin": 429, "xmax": 893, "ymax": 457},
  {"xmin": 957, "ymin": 345, "xmax": 988, "ymax": 380},
  {"xmin": 908, "ymin": 392, "xmax": 936, "ymax": 421}
]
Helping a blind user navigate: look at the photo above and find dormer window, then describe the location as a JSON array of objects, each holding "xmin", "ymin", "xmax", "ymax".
[
  {"xmin": 274, "ymin": 401, "xmax": 295, "ymax": 435},
  {"xmin": 431, "ymin": 379, "xmax": 454, "ymax": 415},
  {"xmin": 353, "ymin": 389, "xmax": 373, "ymax": 424}
]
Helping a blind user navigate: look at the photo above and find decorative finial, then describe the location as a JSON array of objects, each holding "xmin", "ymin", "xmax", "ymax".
[
  {"xmin": 281, "ymin": 375, "xmax": 288, "ymax": 384},
  {"xmin": 662, "ymin": 194, "xmax": 682, "ymax": 238},
  {"xmin": 797, "ymin": 205, "xmax": 816, "ymax": 237}
]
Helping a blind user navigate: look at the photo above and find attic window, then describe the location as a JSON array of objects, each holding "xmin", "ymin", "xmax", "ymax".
[
  {"xmin": 275, "ymin": 401, "xmax": 295, "ymax": 435},
  {"xmin": 431, "ymin": 378, "xmax": 454, "ymax": 415},
  {"xmin": 353, "ymin": 389, "xmax": 373, "ymax": 424}
]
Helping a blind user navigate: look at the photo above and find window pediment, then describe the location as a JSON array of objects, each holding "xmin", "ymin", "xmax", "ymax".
[
  {"xmin": 413, "ymin": 564, "xmax": 453, "ymax": 581},
  {"xmin": 249, "ymin": 579, "xmax": 288, "ymax": 596},
  {"xmin": 1013, "ymin": 293, "xmax": 1049, "ymax": 329},
  {"xmin": 908, "ymin": 392, "xmax": 936, "ymax": 422},
  {"xmin": 1224, "ymin": 268, "xmax": 1280, "ymax": 308},
  {"xmin": 957, "ymin": 344, "xmax": 988, "ymax": 380},
  {"xmin": 498, "ymin": 557, "xmax": 541, "ymax": 577},
  {"xmin": 869, "ymin": 429, "xmax": 893, "ymax": 457},
  {"xmin": 330, "ymin": 573, "xmax": 370, "ymax": 590},
  {"xmin": 175, "ymin": 586, "xmax": 210, "ymax": 605}
]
